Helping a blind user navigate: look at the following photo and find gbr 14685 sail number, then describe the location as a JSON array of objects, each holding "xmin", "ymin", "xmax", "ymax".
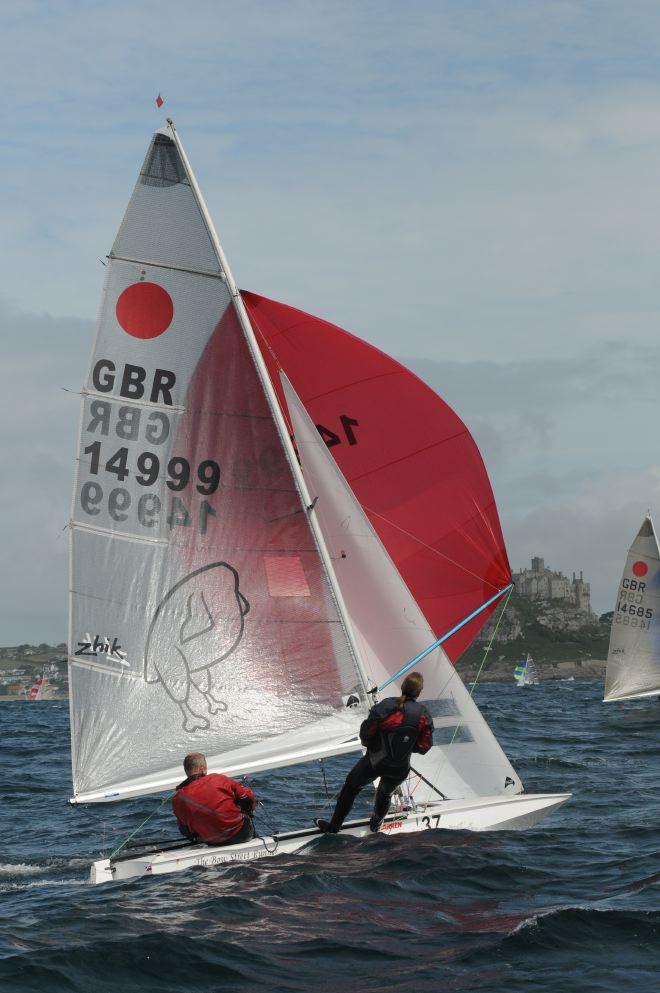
[{"xmin": 615, "ymin": 579, "xmax": 653, "ymax": 627}]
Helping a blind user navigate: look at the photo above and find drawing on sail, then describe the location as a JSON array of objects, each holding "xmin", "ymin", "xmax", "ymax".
[{"xmin": 143, "ymin": 561, "xmax": 251, "ymax": 730}]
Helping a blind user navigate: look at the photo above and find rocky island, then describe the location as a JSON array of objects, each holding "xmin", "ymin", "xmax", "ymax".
[{"xmin": 455, "ymin": 557, "xmax": 610, "ymax": 684}]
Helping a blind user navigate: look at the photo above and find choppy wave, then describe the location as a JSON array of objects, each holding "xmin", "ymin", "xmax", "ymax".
[{"xmin": 0, "ymin": 680, "xmax": 659, "ymax": 992}]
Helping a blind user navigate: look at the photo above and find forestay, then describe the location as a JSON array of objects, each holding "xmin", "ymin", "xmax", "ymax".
[
  {"xmin": 282, "ymin": 376, "xmax": 522, "ymax": 804},
  {"xmin": 604, "ymin": 516, "xmax": 660, "ymax": 702},
  {"xmin": 69, "ymin": 127, "xmax": 368, "ymax": 804}
]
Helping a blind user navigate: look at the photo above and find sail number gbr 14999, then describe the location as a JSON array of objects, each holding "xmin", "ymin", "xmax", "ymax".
[{"xmin": 80, "ymin": 443, "xmax": 219, "ymax": 535}]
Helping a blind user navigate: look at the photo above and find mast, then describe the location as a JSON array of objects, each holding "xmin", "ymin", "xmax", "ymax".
[{"xmin": 166, "ymin": 120, "xmax": 372, "ymax": 702}]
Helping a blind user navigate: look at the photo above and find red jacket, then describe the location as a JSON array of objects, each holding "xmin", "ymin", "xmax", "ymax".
[{"xmin": 172, "ymin": 773, "xmax": 255, "ymax": 845}]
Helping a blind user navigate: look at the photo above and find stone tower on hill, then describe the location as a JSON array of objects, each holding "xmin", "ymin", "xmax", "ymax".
[{"xmin": 512, "ymin": 557, "xmax": 592, "ymax": 614}]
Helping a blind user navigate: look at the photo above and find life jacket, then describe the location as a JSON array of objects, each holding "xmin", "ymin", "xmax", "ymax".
[
  {"xmin": 360, "ymin": 698, "xmax": 433, "ymax": 768},
  {"xmin": 377, "ymin": 722, "xmax": 419, "ymax": 764}
]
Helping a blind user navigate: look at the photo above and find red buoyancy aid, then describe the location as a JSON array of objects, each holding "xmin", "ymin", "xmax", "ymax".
[{"xmin": 172, "ymin": 773, "xmax": 255, "ymax": 845}]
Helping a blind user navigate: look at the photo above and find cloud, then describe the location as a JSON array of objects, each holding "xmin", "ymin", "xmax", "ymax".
[
  {"xmin": 405, "ymin": 349, "xmax": 660, "ymax": 612},
  {"xmin": 3, "ymin": 2, "xmax": 660, "ymax": 634},
  {"xmin": 0, "ymin": 300, "xmax": 90, "ymax": 642},
  {"xmin": 4, "ymin": 1, "xmax": 660, "ymax": 369}
]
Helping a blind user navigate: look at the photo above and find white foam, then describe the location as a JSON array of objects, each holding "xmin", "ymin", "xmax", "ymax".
[
  {"xmin": 0, "ymin": 878, "xmax": 86, "ymax": 893},
  {"xmin": 0, "ymin": 863, "xmax": 45, "ymax": 876}
]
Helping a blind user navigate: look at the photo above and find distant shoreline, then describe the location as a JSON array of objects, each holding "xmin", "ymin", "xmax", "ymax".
[
  {"xmin": 0, "ymin": 661, "xmax": 607, "ymax": 701},
  {"xmin": 455, "ymin": 658, "xmax": 606, "ymax": 685}
]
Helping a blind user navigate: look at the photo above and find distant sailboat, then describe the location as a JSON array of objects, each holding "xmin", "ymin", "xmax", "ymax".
[
  {"xmin": 68, "ymin": 122, "xmax": 569, "ymax": 884},
  {"xmin": 514, "ymin": 654, "xmax": 539, "ymax": 687},
  {"xmin": 603, "ymin": 516, "xmax": 660, "ymax": 702},
  {"xmin": 28, "ymin": 671, "xmax": 56, "ymax": 701}
]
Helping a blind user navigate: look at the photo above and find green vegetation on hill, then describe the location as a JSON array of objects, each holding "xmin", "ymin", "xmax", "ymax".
[{"xmin": 458, "ymin": 593, "xmax": 611, "ymax": 669}]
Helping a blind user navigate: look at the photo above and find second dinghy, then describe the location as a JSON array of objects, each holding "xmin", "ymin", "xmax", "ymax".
[{"xmin": 514, "ymin": 655, "xmax": 540, "ymax": 687}]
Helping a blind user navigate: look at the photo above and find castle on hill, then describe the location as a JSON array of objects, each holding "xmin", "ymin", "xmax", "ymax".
[{"xmin": 512, "ymin": 557, "xmax": 592, "ymax": 614}]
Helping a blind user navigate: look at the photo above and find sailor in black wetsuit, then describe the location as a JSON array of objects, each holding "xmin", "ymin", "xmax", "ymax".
[{"xmin": 316, "ymin": 671, "xmax": 434, "ymax": 834}]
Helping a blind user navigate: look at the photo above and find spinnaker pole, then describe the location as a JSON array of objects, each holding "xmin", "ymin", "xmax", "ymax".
[{"xmin": 377, "ymin": 582, "xmax": 513, "ymax": 692}]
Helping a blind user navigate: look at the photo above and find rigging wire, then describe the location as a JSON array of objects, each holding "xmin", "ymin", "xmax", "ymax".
[
  {"xmin": 108, "ymin": 791, "xmax": 174, "ymax": 859},
  {"xmin": 319, "ymin": 758, "xmax": 330, "ymax": 799}
]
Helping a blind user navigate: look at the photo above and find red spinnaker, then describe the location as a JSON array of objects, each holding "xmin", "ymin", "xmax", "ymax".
[{"xmin": 243, "ymin": 291, "xmax": 511, "ymax": 662}]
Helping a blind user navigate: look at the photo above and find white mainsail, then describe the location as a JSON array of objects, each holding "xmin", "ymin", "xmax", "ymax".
[
  {"xmin": 603, "ymin": 515, "xmax": 660, "ymax": 702},
  {"xmin": 282, "ymin": 375, "xmax": 522, "ymax": 804},
  {"xmin": 69, "ymin": 125, "xmax": 370, "ymax": 804}
]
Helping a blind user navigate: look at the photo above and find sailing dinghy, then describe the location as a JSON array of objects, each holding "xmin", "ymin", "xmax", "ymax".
[
  {"xmin": 514, "ymin": 655, "xmax": 539, "ymax": 687},
  {"xmin": 69, "ymin": 122, "xmax": 569, "ymax": 884},
  {"xmin": 603, "ymin": 516, "xmax": 660, "ymax": 702}
]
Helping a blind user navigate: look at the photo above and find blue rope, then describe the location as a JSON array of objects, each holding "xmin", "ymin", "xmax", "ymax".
[{"xmin": 377, "ymin": 582, "xmax": 513, "ymax": 692}]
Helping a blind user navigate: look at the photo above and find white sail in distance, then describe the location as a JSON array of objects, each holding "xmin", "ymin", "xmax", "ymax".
[
  {"xmin": 68, "ymin": 126, "xmax": 370, "ymax": 804},
  {"xmin": 282, "ymin": 375, "xmax": 522, "ymax": 804},
  {"xmin": 604, "ymin": 516, "xmax": 660, "ymax": 702}
]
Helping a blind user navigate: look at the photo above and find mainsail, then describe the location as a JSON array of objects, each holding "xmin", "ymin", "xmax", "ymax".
[
  {"xmin": 69, "ymin": 126, "xmax": 369, "ymax": 804},
  {"xmin": 243, "ymin": 291, "xmax": 512, "ymax": 661},
  {"xmin": 282, "ymin": 375, "xmax": 522, "ymax": 803},
  {"xmin": 604, "ymin": 516, "xmax": 660, "ymax": 702}
]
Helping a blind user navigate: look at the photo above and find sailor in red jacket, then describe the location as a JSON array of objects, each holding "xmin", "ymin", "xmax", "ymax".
[
  {"xmin": 172, "ymin": 752, "xmax": 256, "ymax": 846},
  {"xmin": 316, "ymin": 671, "xmax": 434, "ymax": 834}
]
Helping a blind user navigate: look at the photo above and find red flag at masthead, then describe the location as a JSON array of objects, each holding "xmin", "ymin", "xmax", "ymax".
[{"xmin": 155, "ymin": 94, "xmax": 164, "ymax": 108}]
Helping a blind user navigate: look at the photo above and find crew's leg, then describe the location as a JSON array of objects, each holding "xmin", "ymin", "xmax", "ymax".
[
  {"xmin": 370, "ymin": 768, "xmax": 408, "ymax": 832},
  {"xmin": 226, "ymin": 817, "xmax": 255, "ymax": 845},
  {"xmin": 317, "ymin": 755, "xmax": 376, "ymax": 833}
]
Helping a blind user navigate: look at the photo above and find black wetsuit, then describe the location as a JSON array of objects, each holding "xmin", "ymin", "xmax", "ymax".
[{"xmin": 326, "ymin": 697, "xmax": 434, "ymax": 831}]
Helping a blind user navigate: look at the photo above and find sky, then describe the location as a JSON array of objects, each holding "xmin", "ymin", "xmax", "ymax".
[{"xmin": 2, "ymin": 0, "xmax": 660, "ymax": 642}]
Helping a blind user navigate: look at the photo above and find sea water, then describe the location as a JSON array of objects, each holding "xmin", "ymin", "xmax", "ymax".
[{"xmin": 0, "ymin": 678, "xmax": 659, "ymax": 992}]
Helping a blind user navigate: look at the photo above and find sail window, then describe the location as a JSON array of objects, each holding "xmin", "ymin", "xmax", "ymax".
[
  {"xmin": 140, "ymin": 134, "xmax": 187, "ymax": 187},
  {"xmin": 264, "ymin": 556, "xmax": 311, "ymax": 597},
  {"xmin": 433, "ymin": 725, "xmax": 475, "ymax": 745},
  {"xmin": 426, "ymin": 699, "xmax": 461, "ymax": 718}
]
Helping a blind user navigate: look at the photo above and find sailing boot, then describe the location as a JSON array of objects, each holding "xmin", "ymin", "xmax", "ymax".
[
  {"xmin": 370, "ymin": 785, "xmax": 392, "ymax": 832},
  {"xmin": 315, "ymin": 818, "xmax": 339, "ymax": 834},
  {"xmin": 369, "ymin": 813, "xmax": 384, "ymax": 833}
]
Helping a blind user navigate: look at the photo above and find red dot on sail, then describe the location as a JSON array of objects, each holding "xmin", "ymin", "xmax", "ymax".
[
  {"xmin": 115, "ymin": 282, "xmax": 174, "ymax": 339},
  {"xmin": 632, "ymin": 560, "xmax": 648, "ymax": 577}
]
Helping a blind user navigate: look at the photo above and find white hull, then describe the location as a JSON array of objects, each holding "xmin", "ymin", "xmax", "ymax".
[{"xmin": 90, "ymin": 792, "xmax": 570, "ymax": 884}]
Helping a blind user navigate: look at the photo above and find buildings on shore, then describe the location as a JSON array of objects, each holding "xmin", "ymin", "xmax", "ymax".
[{"xmin": 512, "ymin": 557, "xmax": 592, "ymax": 614}]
